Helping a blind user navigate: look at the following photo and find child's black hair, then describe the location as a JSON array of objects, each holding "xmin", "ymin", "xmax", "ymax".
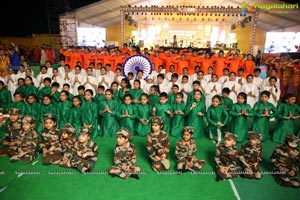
[
  {"xmin": 238, "ymin": 92, "xmax": 247, "ymax": 103},
  {"xmin": 159, "ymin": 92, "xmax": 168, "ymax": 99},
  {"xmin": 260, "ymin": 90, "xmax": 270, "ymax": 98},
  {"xmin": 222, "ymin": 87, "xmax": 230, "ymax": 94}
]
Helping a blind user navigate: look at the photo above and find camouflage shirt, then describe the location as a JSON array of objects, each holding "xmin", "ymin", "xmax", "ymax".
[
  {"xmin": 175, "ymin": 139, "xmax": 197, "ymax": 162},
  {"xmin": 60, "ymin": 136, "xmax": 76, "ymax": 154},
  {"xmin": 113, "ymin": 142, "xmax": 137, "ymax": 167},
  {"xmin": 147, "ymin": 130, "xmax": 170, "ymax": 160},
  {"xmin": 271, "ymin": 145, "xmax": 299, "ymax": 172},
  {"xmin": 73, "ymin": 139, "xmax": 98, "ymax": 162},
  {"xmin": 239, "ymin": 143, "xmax": 262, "ymax": 164},
  {"xmin": 17, "ymin": 129, "xmax": 38, "ymax": 154},
  {"xmin": 39, "ymin": 128, "xmax": 61, "ymax": 151},
  {"xmin": 215, "ymin": 144, "xmax": 239, "ymax": 167},
  {"xmin": 3, "ymin": 120, "xmax": 22, "ymax": 143}
]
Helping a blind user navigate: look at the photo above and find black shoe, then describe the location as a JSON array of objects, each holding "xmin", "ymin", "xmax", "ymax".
[
  {"xmin": 130, "ymin": 174, "xmax": 140, "ymax": 180},
  {"xmin": 109, "ymin": 173, "xmax": 117, "ymax": 178},
  {"xmin": 216, "ymin": 175, "xmax": 223, "ymax": 182}
]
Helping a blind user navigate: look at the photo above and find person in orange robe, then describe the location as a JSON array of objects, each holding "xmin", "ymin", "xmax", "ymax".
[
  {"xmin": 160, "ymin": 50, "xmax": 177, "ymax": 73},
  {"xmin": 200, "ymin": 52, "xmax": 213, "ymax": 75},
  {"xmin": 172, "ymin": 54, "xmax": 189, "ymax": 75},
  {"xmin": 185, "ymin": 51, "xmax": 203, "ymax": 75},
  {"xmin": 79, "ymin": 47, "xmax": 93, "ymax": 69},
  {"xmin": 121, "ymin": 43, "xmax": 130, "ymax": 55},
  {"xmin": 0, "ymin": 49, "xmax": 10, "ymax": 77},
  {"xmin": 211, "ymin": 50, "xmax": 227, "ymax": 78},
  {"xmin": 226, "ymin": 54, "xmax": 242, "ymax": 75},
  {"xmin": 243, "ymin": 54, "xmax": 256, "ymax": 77},
  {"xmin": 150, "ymin": 51, "xmax": 164, "ymax": 72}
]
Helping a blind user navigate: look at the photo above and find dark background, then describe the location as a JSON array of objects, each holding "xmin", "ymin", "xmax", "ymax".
[
  {"xmin": 0, "ymin": 0, "xmax": 99, "ymax": 36},
  {"xmin": 0, "ymin": 0, "xmax": 297, "ymax": 36}
]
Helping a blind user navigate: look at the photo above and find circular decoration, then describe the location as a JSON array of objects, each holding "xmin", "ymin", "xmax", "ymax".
[{"xmin": 122, "ymin": 54, "xmax": 152, "ymax": 80}]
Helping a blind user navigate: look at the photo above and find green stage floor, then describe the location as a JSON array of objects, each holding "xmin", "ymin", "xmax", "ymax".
[{"xmin": 0, "ymin": 134, "xmax": 299, "ymax": 200}]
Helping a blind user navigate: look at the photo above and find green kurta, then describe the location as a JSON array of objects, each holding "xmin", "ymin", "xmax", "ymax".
[
  {"xmin": 206, "ymin": 105, "xmax": 229, "ymax": 141},
  {"xmin": 10, "ymin": 101, "xmax": 26, "ymax": 116},
  {"xmin": 68, "ymin": 106, "xmax": 82, "ymax": 137},
  {"xmin": 229, "ymin": 103, "xmax": 253, "ymax": 143},
  {"xmin": 130, "ymin": 89, "xmax": 143, "ymax": 104},
  {"xmin": 40, "ymin": 103, "xmax": 58, "ymax": 122},
  {"xmin": 154, "ymin": 102, "xmax": 172, "ymax": 134},
  {"xmin": 81, "ymin": 100, "xmax": 98, "ymax": 139},
  {"xmin": 50, "ymin": 91, "xmax": 60, "ymax": 105},
  {"xmin": 57, "ymin": 100, "xmax": 72, "ymax": 129},
  {"xmin": 221, "ymin": 96, "xmax": 233, "ymax": 131},
  {"xmin": 99, "ymin": 99, "xmax": 119, "ymax": 137},
  {"xmin": 114, "ymin": 88, "xmax": 131, "ymax": 103},
  {"xmin": 149, "ymin": 94, "xmax": 159, "ymax": 107},
  {"xmin": 252, "ymin": 101, "xmax": 277, "ymax": 141},
  {"xmin": 15, "ymin": 86, "xmax": 25, "ymax": 97},
  {"xmin": 185, "ymin": 100, "xmax": 206, "ymax": 139},
  {"xmin": 135, "ymin": 103, "xmax": 152, "ymax": 136},
  {"xmin": 23, "ymin": 84, "xmax": 38, "ymax": 100},
  {"xmin": 94, "ymin": 93, "xmax": 105, "ymax": 105},
  {"xmin": 38, "ymin": 86, "xmax": 51, "ymax": 101},
  {"xmin": 0, "ymin": 88, "xmax": 12, "ymax": 114},
  {"xmin": 171, "ymin": 102, "xmax": 186, "ymax": 137},
  {"xmin": 221, "ymin": 97, "xmax": 233, "ymax": 111},
  {"xmin": 186, "ymin": 91, "xmax": 206, "ymax": 106},
  {"xmin": 116, "ymin": 103, "xmax": 137, "ymax": 134},
  {"xmin": 25, "ymin": 102, "xmax": 41, "ymax": 134},
  {"xmin": 168, "ymin": 93, "xmax": 177, "ymax": 105},
  {"xmin": 273, "ymin": 103, "xmax": 300, "ymax": 144}
]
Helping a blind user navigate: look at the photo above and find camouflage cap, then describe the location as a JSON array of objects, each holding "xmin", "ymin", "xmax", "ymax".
[
  {"xmin": 116, "ymin": 128, "xmax": 132, "ymax": 139},
  {"xmin": 9, "ymin": 108, "xmax": 21, "ymax": 115},
  {"xmin": 22, "ymin": 115, "xmax": 35, "ymax": 124},
  {"xmin": 224, "ymin": 132, "xmax": 237, "ymax": 141},
  {"xmin": 152, "ymin": 116, "xmax": 164, "ymax": 125},
  {"xmin": 43, "ymin": 114, "xmax": 57, "ymax": 121},
  {"xmin": 61, "ymin": 123, "xmax": 75, "ymax": 135},
  {"xmin": 248, "ymin": 131, "xmax": 263, "ymax": 140},
  {"xmin": 182, "ymin": 126, "xmax": 194, "ymax": 134},
  {"xmin": 79, "ymin": 127, "xmax": 91, "ymax": 135},
  {"xmin": 285, "ymin": 134, "xmax": 300, "ymax": 148}
]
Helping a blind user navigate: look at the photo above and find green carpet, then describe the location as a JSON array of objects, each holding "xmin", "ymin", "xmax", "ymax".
[{"xmin": 0, "ymin": 136, "xmax": 236, "ymax": 200}]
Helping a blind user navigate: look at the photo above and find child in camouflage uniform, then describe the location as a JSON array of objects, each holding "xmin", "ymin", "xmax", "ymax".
[
  {"xmin": 175, "ymin": 126, "xmax": 206, "ymax": 173},
  {"xmin": 270, "ymin": 134, "xmax": 300, "ymax": 188},
  {"xmin": 239, "ymin": 131, "xmax": 263, "ymax": 179},
  {"xmin": 10, "ymin": 116, "xmax": 38, "ymax": 164},
  {"xmin": 147, "ymin": 116, "xmax": 170, "ymax": 172},
  {"xmin": 59, "ymin": 124, "xmax": 76, "ymax": 168},
  {"xmin": 39, "ymin": 114, "xmax": 62, "ymax": 165},
  {"xmin": 70, "ymin": 127, "xmax": 98, "ymax": 173},
  {"xmin": 108, "ymin": 128, "xmax": 141, "ymax": 179},
  {"xmin": 215, "ymin": 132, "xmax": 242, "ymax": 181},
  {"xmin": 0, "ymin": 108, "xmax": 22, "ymax": 157}
]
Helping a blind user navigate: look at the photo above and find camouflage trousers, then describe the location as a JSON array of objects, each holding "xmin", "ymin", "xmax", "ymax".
[
  {"xmin": 273, "ymin": 168, "xmax": 300, "ymax": 187},
  {"xmin": 42, "ymin": 151, "xmax": 62, "ymax": 165},
  {"xmin": 108, "ymin": 164, "xmax": 141, "ymax": 179},
  {"xmin": 0, "ymin": 145, "xmax": 17, "ymax": 157},
  {"xmin": 70, "ymin": 157, "xmax": 96, "ymax": 173},
  {"xmin": 151, "ymin": 158, "xmax": 170, "ymax": 172},
  {"xmin": 216, "ymin": 165, "xmax": 242, "ymax": 179},
  {"xmin": 242, "ymin": 164, "xmax": 262, "ymax": 179},
  {"xmin": 10, "ymin": 149, "xmax": 38, "ymax": 164},
  {"xmin": 59, "ymin": 152, "xmax": 73, "ymax": 168},
  {"xmin": 177, "ymin": 159, "xmax": 206, "ymax": 173}
]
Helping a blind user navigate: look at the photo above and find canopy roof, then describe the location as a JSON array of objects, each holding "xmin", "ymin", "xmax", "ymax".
[{"xmin": 73, "ymin": 0, "xmax": 300, "ymax": 31}]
